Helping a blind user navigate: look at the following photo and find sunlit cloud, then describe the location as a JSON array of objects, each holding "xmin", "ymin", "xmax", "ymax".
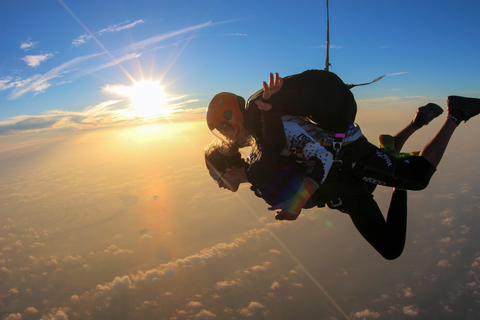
[
  {"xmin": 238, "ymin": 301, "xmax": 268, "ymax": 317},
  {"xmin": 21, "ymin": 53, "xmax": 54, "ymax": 68},
  {"xmin": 193, "ymin": 310, "xmax": 216, "ymax": 319},
  {"xmin": 0, "ymin": 96, "xmax": 204, "ymax": 136},
  {"xmin": 352, "ymin": 309, "xmax": 381, "ymax": 319}
]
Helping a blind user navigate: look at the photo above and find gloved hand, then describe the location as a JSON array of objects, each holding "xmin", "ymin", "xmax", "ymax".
[
  {"xmin": 268, "ymin": 202, "xmax": 301, "ymax": 221},
  {"xmin": 274, "ymin": 211, "xmax": 299, "ymax": 221}
]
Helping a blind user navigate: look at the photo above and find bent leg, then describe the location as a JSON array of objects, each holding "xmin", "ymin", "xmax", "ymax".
[
  {"xmin": 419, "ymin": 118, "xmax": 457, "ymax": 167},
  {"xmin": 346, "ymin": 190, "xmax": 407, "ymax": 260},
  {"xmin": 390, "ymin": 102, "xmax": 444, "ymax": 152}
]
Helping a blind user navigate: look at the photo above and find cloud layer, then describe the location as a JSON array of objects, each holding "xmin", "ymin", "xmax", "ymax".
[{"xmin": 1, "ymin": 117, "xmax": 480, "ymax": 319}]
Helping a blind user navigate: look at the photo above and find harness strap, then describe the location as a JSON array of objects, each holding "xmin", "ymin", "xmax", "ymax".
[{"xmin": 326, "ymin": 132, "xmax": 346, "ymax": 181}]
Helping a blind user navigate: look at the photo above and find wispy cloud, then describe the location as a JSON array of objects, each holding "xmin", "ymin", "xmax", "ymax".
[
  {"xmin": 129, "ymin": 21, "xmax": 213, "ymax": 50},
  {"xmin": 72, "ymin": 19, "xmax": 144, "ymax": 47},
  {"xmin": 76, "ymin": 53, "xmax": 141, "ymax": 77},
  {"xmin": 386, "ymin": 72, "xmax": 410, "ymax": 77},
  {"xmin": 314, "ymin": 44, "xmax": 342, "ymax": 49},
  {"xmin": 98, "ymin": 19, "xmax": 144, "ymax": 34},
  {"xmin": 7, "ymin": 52, "xmax": 105, "ymax": 99},
  {"xmin": 222, "ymin": 33, "xmax": 248, "ymax": 36},
  {"xmin": 21, "ymin": 53, "xmax": 54, "ymax": 67}
]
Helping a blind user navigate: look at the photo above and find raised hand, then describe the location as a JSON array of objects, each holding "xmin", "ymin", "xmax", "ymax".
[{"xmin": 262, "ymin": 72, "xmax": 283, "ymax": 100}]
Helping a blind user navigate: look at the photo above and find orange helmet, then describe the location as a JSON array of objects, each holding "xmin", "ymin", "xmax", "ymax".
[{"xmin": 206, "ymin": 92, "xmax": 245, "ymax": 139}]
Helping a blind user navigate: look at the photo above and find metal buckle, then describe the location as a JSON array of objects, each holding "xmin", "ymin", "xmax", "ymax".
[
  {"xmin": 333, "ymin": 133, "xmax": 345, "ymax": 153},
  {"xmin": 329, "ymin": 198, "xmax": 343, "ymax": 208},
  {"xmin": 333, "ymin": 141, "xmax": 342, "ymax": 152},
  {"xmin": 332, "ymin": 159, "xmax": 342, "ymax": 168}
]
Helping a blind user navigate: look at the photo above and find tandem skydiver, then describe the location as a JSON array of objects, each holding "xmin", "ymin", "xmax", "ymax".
[{"xmin": 204, "ymin": 71, "xmax": 480, "ymax": 259}]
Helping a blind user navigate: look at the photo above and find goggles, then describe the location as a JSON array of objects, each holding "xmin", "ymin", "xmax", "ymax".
[{"xmin": 213, "ymin": 171, "xmax": 226, "ymax": 185}]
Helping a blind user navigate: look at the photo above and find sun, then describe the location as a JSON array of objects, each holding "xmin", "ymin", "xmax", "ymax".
[
  {"xmin": 128, "ymin": 81, "xmax": 168, "ymax": 117},
  {"xmin": 105, "ymin": 80, "xmax": 172, "ymax": 118}
]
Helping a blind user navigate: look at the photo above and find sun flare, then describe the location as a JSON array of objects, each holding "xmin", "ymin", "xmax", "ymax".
[{"xmin": 105, "ymin": 80, "xmax": 173, "ymax": 118}]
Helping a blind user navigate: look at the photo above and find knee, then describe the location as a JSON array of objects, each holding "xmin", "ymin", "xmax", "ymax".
[
  {"xmin": 407, "ymin": 174, "xmax": 432, "ymax": 191},
  {"xmin": 379, "ymin": 246, "xmax": 404, "ymax": 260}
]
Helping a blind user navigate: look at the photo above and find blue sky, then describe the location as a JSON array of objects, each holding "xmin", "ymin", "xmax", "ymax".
[{"xmin": 1, "ymin": 0, "xmax": 479, "ymax": 135}]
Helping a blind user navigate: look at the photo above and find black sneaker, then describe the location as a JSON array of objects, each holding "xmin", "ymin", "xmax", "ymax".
[
  {"xmin": 447, "ymin": 96, "xmax": 480, "ymax": 123},
  {"xmin": 412, "ymin": 103, "xmax": 444, "ymax": 129}
]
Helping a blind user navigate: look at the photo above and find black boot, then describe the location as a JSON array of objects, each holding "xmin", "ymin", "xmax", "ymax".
[
  {"xmin": 412, "ymin": 103, "xmax": 444, "ymax": 129},
  {"xmin": 447, "ymin": 96, "xmax": 480, "ymax": 124}
]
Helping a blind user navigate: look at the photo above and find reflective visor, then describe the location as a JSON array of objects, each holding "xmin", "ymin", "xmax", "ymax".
[{"xmin": 216, "ymin": 121, "xmax": 234, "ymax": 135}]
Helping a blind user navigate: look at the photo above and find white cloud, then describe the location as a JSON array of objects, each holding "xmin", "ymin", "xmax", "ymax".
[
  {"xmin": 269, "ymin": 249, "xmax": 282, "ymax": 255},
  {"xmin": 0, "ymin": 77, "xmax": 15, "ymax": 90},
  {"xmin": 249, "ymin": 262, "xmax": 271, "ymax": 272},
  {"xmin": 193, "ymin": 309, "xmax": 216, "ymax": 320},
  {"xmin": 403, "ymin": 305, "xmax": 419, "ymax": 317},
  {"xmin": 353, "ymin": 309, "xmax": 381, "ymax": 319},
  {"xmin": 4, "ymin": 313, "xmax": 22, "ymax": 320},
  {"xmin": 438, "ymin": 259, "xmax": 450, "ymax": 267},
  {"xmin": 8, "ymin": 288, "xmax": 19, "ymax": 294},
  {"xmin": 440, "ymin": 237, "xmax": 452, "ymax": 243},
  {"xmin": 72, "ymin": 34, "xmax": 89, "ymax": 47},
  {"xmin": 40, "ymin": 309, "xmax": 69, "ymax": 320},
  {"xmin": 404, "ymin": 287, "xmax": 414, "ymax": 298},
  {"xmin": 187, "ymin": 301, "xmax": 203, "ymax": 308},
  {"xmin": 215, "ymin": 280, "xmax": 240, "ymax": 289},
  {"xmin": 20, "ymin": 41, "xmax": 38, "ymax": 51},
  {"xmin": 442, "ymin": 217, "xmax": 454, "ymax": 226},
  {"xmin": 21, "ymin": 53, "xmax": 53, "ymax": 68},
  {"xmin": 24, "ymin": 307, "xmax": 38, "ymax": 314}
]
